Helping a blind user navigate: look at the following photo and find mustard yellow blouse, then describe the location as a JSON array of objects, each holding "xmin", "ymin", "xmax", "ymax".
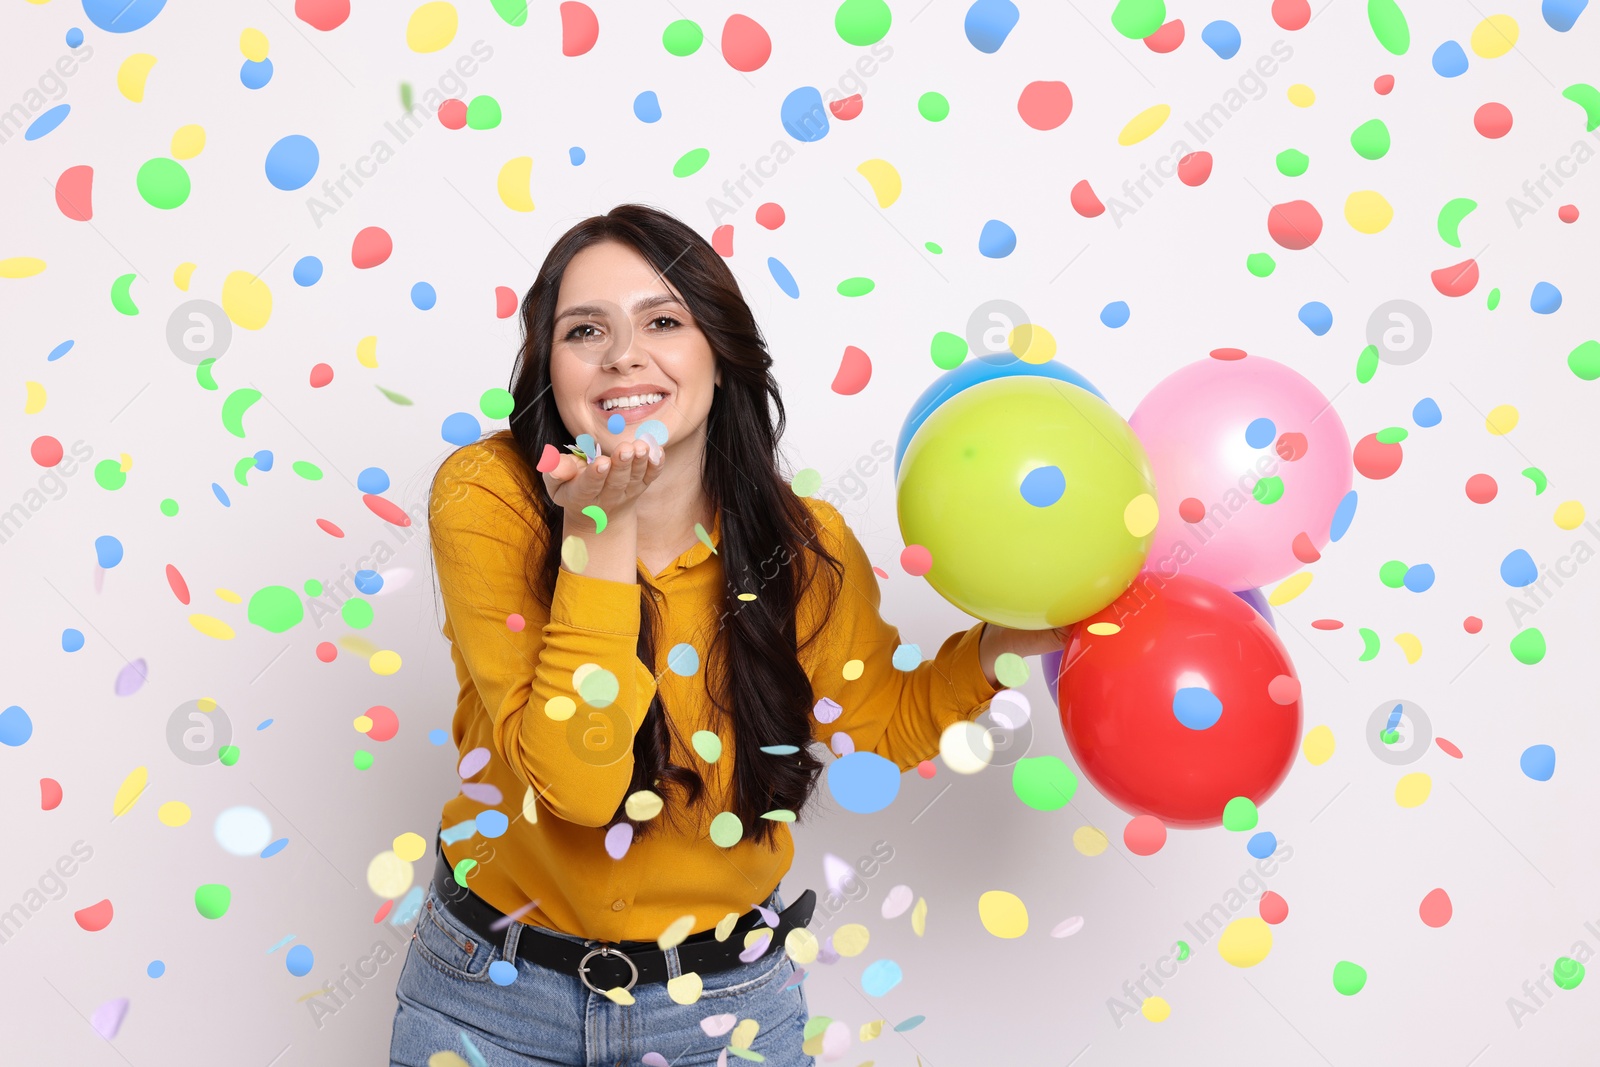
[{"xmin": 431, "ymin": 432, "xmax": 1001, "ymax": 942}]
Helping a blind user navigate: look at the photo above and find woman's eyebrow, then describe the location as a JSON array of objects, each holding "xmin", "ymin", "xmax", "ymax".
[{"xmin": 554, "ymin": 293, "xmax": 682, "ymax": 321}]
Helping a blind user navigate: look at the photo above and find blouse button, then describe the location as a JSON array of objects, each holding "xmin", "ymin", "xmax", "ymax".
[{"xmin": 611, "ymin": 899, "xmax": 627, "ymax": 911}]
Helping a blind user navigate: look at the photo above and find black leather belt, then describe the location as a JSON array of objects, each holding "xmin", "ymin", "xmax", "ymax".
[{"xmin": 429, "ymin": 838, "xmax": 816, "ymax": 993}]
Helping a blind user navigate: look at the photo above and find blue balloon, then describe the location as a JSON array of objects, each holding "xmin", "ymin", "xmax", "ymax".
[{"xmin": 893, "ymin": 353, "xmax": 1105, "ymax": 478}]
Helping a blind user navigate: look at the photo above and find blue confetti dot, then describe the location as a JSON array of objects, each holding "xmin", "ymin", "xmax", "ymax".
[
  {"xmin": 1329, "ymin": 490, "xmax": 1357, "ymax": 542},
  {"xmin": 1520, "ymin": 744, "xmax": 1556, "ymax": 781},
  {"xmin": 441, "ymin": 412, "xmax": 481, "ymax": 446},
  {"xmin": 632, "ymin": 90, "xmax": 662, "ymax": 123},
  {"xmin": 1247, "ymin": 831, "xmax": 1277, "ymax": 858},
  {"xmin": 667, "ymin": 643, "xmax": 700, "ymax": 676},
  {"xmin": 1020, "ymin": 465, "xmax": 1066, "ymax": 507},
  {"xmin": 636, "ymin": 419, "xmax": 670, "ymax": 447},
  {"xmin": 62, "ymin": 628, "xmax": 85, "ymax": 652},
  {"xmin": 963, "ymin": 0, "xmax": 1020, "ymax": 53},
  {"xmin": 25, "ymin": 104, "xmax": 71, "ymax": 141},
  {"xmin": 1531, "ymin": 282, "xmax": 1562, "ymax": 314},
  {"xmin": 1403, "ymin": 563, "xmax": 1435, "ymax": 592},
  {"xmin": 1172, "ymin": 687, "xmax": 1223, "ymax": 730},
  {"xmin": 575, "ymin": 433, "xmax": 598, "ymax": 459},
  {"xmin": 780, "ymin": 86, "xmax": 829, "ymax": 142},
  {"xmin": 261, "ymin": 838, "xmax": 289, "ymax": 858},
  {"xmin": 1297, "ymin": 301, "xmax": 1333, "ymax": 335},
  {"xmin": 826, "ymin": 752, "xmax": 901, "ymax": 814},
  {"xmin": 293, "ymin": 256, "xmax": 323, "ymax": 286},
  {"xmin": 240, "ymin": 58, "xmax": 273, "ymax": 89},
  {"xmin": 1200, "ymin": 20, "xmax": 1242, "ymax": 59},
  {"xmin": 147, "ymin": 960, "xmax": 165, "ymax": 979},
  {"xmin": 1413, "ymin": 397, "xmax": 1442, "ymax": 427},
  {"xmin": 286, "ymin": 944, "xmax": 314, "ymax": 977},
  {"xmin": 94, "ymin": 535, "xmax": 124, "ymax": 569},
  {"xmin": 256, "ymin": 718, "xmax": 273, "ymax": 730},
  {"xmin": 1100, "ymin": 300, "xmax": 1130, "ymax": 328},
  {"xmin": 82, "ymin": 0, "xmax": 167, "ymax": 32},
  {"xmin": 488, "ymin": 959, "xmax": 518, "ymax": 986},
  {"xmin": 768, "ymin": 256, "xmax": 799, "ymax": 298},
  {"xmin": 264, "ymin": 135, "xmax": 319, "ymax": 191},
  {"xmin": 1501, "ymin": 549, "xmax": 1538, "ymax": 587},
  {"xmin": 66, "ymin": 27, "xmax": 85, "ymax": 47},
  {"xmin": 411, "ymin": 282, "xmax": 437, "ymax": 310},
  {"xmin": 0, "ymin": 706, "xmax": 34, "ymax": 747},
  {"xmin": 48, "ymin": 339, "xmax": 75, "ymax": 362},
  {"xmin": 1245, "ymin": 417, "xmax": 1277, "ymax": 449},
  {"xmin": 1431, "ymin": 40, "xmax": 1469, "ymax": 77},
  {"xmin": 569, "ymin": 146, "xmax": 586, "ymax": 165},
  {"xmin": 252, "ymin": 450, "xmax": 274, "ymax": 472},
  {"xmin": 1543, "ymin": 0, "xmax": 1589, "ymax": 32},
  {"xmin": 212, "ymin": 482, "xmax": 232, "ymax": 507},
  {"xmin": 353, "ymin": 569, "xmax": 383, "ymax": 595},
  {"xmin": 891, "ymin": 643, "xmax": 924, "ymax": 670},
  {"xmin": 357, "ymin": 467, "xmax": 390, "ymax": 494},
  {"xmin": 429, "ymin": 728, "xmax": 449, "ymax": 746},
  {"xmin": 476, "ymin": 810, "xmax": 509, "ymax": 838},
  {"xmin": 861, "ymin": 959, "xmax": 903, "ymax": 996},
  {"xmin": 978, "ymin": 219, "xmax": 1017, "ymax": 258},
  {"xmin": 607, "ymin": 413, "xmax": 625, "ymax": 434}
]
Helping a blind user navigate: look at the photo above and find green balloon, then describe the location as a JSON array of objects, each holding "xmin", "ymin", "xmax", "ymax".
[{"xmin": 896, "ymin": 375, "xmax": 1155, "ymax": 629}]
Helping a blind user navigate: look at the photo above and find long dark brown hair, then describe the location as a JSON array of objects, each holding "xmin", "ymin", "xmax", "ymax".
[{"xmin": 435, "ymin": 203, "xmax": 844, "ymax": 848}]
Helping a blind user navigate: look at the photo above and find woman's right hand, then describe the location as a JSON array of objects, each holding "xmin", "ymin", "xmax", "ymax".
[{"xmin": 541, "ymin": 436, "xmax": 664, "ymax": 521}]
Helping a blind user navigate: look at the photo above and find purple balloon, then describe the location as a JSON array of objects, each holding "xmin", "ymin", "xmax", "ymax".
[{"xmin": 1234, "ymin": 586, "xmax": 1275, "ymax": 629}]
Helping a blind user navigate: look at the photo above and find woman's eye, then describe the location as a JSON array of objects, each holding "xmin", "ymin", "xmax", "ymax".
[
  {"xmin": 648, "ymin": 315, "xmax": 681, "ymax": 330},
  {"xmin": 565, "ymin": 323, "xmax": 600, "ymax": 342}
]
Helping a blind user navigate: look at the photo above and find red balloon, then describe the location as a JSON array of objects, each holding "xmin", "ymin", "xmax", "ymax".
[{"xmin": 1057, "ymin": 572, "xmax": 1301, "ymax": 827}]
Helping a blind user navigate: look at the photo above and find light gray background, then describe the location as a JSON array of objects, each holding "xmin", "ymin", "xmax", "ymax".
[{"xmin": 4, "ymin": 1, "xmax": 1598, "ymax": 1064}]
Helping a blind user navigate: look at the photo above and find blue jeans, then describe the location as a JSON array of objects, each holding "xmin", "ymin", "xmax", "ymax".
[{"xmin": 389, "ymin": 879, "xmax": 815, "ymax": 1066}]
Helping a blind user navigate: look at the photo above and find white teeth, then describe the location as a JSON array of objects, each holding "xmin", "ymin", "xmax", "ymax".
[{"xmin": 599, "ymin": 392, "xmax": 663, "ymax": 411}]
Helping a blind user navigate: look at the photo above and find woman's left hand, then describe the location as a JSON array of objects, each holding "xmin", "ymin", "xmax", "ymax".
[{"xmin": 978, "ymin": 621, "xmax": 1073, "ymax": 687}]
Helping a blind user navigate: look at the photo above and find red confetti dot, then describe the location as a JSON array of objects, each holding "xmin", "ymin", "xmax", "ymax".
[
  {"xmin": 56, "ymin": 164, "xmax": 93, "ymax": 221},
  {"xmin": 829, "ymin": 94, "xmax": 863, "ymax": 120},
  {"xmin": 831, "ymin": 346, "xmax": 872, "ymax": 395},
  {"xmin": 31, "ymin": 436, "xmax": 64, "ymax": 466},
  {"xmin": 754, "ymin": 203, "xmax": 785, "ymax": 229},
  {"xmin": 1419, "ymin": 888, "xmax": 1453, "ymax": 928},
  {"xmin": 363, "ymin": 493, "xmax": 412, "ymax": 527},
  {"xmin": 916, "ymin": 759, "xmax": 937, "ymax": 779},
  {"xmin": 559, "ymin": 1, "xmax": 599, "ymax": 56},
  {"xmin": 1311, "ymin": 619, "xmax": 1344, "ymax": 630},
  {"xmin": 1431, "ymin": 257, "xmax": 1479, "ymax": 297},
  {"xmin": 1143, "ymin": 19, "xmax": 1184, "ymax": 53},
  {"xmin": 1176, "ymin": 151, "xmax": 1212, "ymax": 187},
  {"xmin": 438, "ymin": 98, "xmax": 467, "ymax": 129},
  {"xmin": 75, "ymin": 899, "xmax": 114, "ymax": 932},
  {"xmin": 721, "ymin": 13, "xmax": 771, "ymax": 72},
  {"xmin": 1559, "ymin": 204, "xmax": 1579, "ymax": 223},
  {"xmin": 1267, "ymin": 675, "xmax": 1300, "ymax": 705},
  {"xmin": 1267, "ymin": 200, "xmax": 1323, "ymax": 250},
  {"xmin": 711, "ymin": 224, "xmax": 734, "ymax": 257},
  {"xmin": 1465, "ymin": 473, "xmax": 1498, "ymax": 503},
  {"xmin": 295, "ymin": 0, "xmax": 350, "ymax": 31},
  {"xmin": 1291, "ymin": 531, "xmax": 1321, "ymax": 563},
  {"xmin": 506, "ymin": 613, "xmax": 525, "ymax": 632},
  {"xmin": 316, "ymin": 641, "xmax": 338, "ymax": 662},
  {"xmin": 316, "ymin": 518, "xmax": 345, "ymax": 537},
  {"xmin": 1124, "ymin": 815, "xmax": 1167, "ymax": 856},
  {"xmin": 351, "ymin": 226, "xmax": 393, "ymax": 269},
  {"xmin": 1271, "ymin": 0, "xmax": 1311, "ymax": 30},
  {"xmin": 40, "ymin": 777, "xmax": 63, "ymax": 810},
  {"xmin": 373, "ymin": 898, "xmax": 395, "ymax": 923},
  {"xmin": 1353, "ymin": 432, "xmax": 1403, "ymax": 479},
  {"xmin": 900, "ymin": 544, "xmax": 932, "ymax": 576},
  {"xmin": 165, "ymin": 564, "xmax": 191, "ymax": 605},
  {"xmin": 1436, "ymin": 737, "xmax": 1464, "ymax": 758},
  {"xmin": 1210, "ymin": 348, "xmax": 1248, "ymax": 361},
  {"xmin": 365, "ymin": 705, "xmax": 400, "ymax": 742},
  {"xmin": 495, "ymin": 285, "xmax": 518, "ymax": 318},
  {"xmin": 1463, "ymin": 616, "xmax": 1483, "ymax": 634},
  {"xmin": 536, "ymin": 443, "xmax": 562, "ymax": 473},
  {"xmin": 308, "ymin": 364, "xmax": 334, "ymax": 389},
  {"xmin": 1374, "ymin": 74, "xmax": 1395, "ymax": 95},
  {"xmin": 1070, "ymin": 179, "xmax": 1105, "ymax": 218},
  {"xmin": 1275, "ymin": 432, "xmax": 1307, "ymax": 461},
  {"xmin": 1259, "ymin": 890, "xmax": 1290, "ymax": 924},
  {"xmin": 871, "ymin": 566, "xmax": 888, "ymax": 579},
  {"xmin": 1178, "ymin": 497, "xmax": 1206, "ymax": 523},
  {"xmin": 1018, "ymin": 80, "xmax": 1074, "ymax": 130},
  {"xmin": 1474, "ymin": 102, "xmax": 1513, "ymax": 139}
]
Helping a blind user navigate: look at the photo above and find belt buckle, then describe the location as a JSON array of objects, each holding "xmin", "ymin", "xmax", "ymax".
[{"xmin": 577, "ymin": 944, "xmax": 638, "ymax": 994}]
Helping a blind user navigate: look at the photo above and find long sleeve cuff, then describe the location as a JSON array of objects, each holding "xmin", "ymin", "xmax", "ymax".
[{"xmin": 550, "ymin": 567, "xmax": 643, "ymax": 634}]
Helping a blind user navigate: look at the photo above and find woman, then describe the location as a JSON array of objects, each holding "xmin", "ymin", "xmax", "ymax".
[{"xmin": 390, "ymin": 204, "xmax": 1065, "ymax": 1065}]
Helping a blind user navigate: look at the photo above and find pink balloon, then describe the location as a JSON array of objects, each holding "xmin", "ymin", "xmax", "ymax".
[{"xmin": 1128, "ymin": 355, "xmax": 1351, "ymax": 591}]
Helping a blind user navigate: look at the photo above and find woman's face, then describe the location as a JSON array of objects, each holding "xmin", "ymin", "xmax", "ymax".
[{"xmin": 548, "ymin": 239, "xmax": 720, "ymax": 454}]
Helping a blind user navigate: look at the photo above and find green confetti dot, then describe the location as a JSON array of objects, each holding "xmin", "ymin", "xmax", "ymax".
[
  {"xmin": 791, "ymin": 469, "xmax": 823, "ymax": 497},
  {"xmin": 1381, "ymin": 729, "xmax": 1399, "ymax": 744},
  {"xmin": 1376, "ymin": 426, "xmax": 1409, "ymax": 444},
  {"xmin": 1437, "ymin": 197, "xmax": 1477, "ymax": 247},
  {"xmin": 1246, "ymin": 252, "xmax": 1276, "ymax": 277},
  {"xmin": 760, "ymin": 809, "xmax": 796, "ymax": 822},
  {"xmin": 692, "ymin": 729, "xmax": 723, "ymax": 763},
  {"xmin": 490, "ymin": 0, "xmax": 529, "ymax": 26},
  {"xmin": 159, "ymin": 498, "xmax": 179, "ymax": 516},
  {"xmin": 1522, "ymin": 467, "xmax": 1548, "ymax": 494},
  {"xmin": 995, "ymin": 652, "xmax": 1029, "ymax": 687},
  {"xmin": 925, "ymin": 241, "xmax": 943, "ymax": 254},
  {"xmin": 1011, "ymin": 756, "xmax": 1078, "ymax": 811},
  {"xmin": 1253, "ymin": 476, "xmax": 1284, "ymax": 505},
  {"xmin": 341, "ymin": 597, "xmax": 374, "ymax": 629},
  {"xmin": 194, "ymin": 884, "xmax": 232, "ymax": 920},
  {"xmin": 111, "ymin": 273, "xmax": 140, "ymax": 316},
  {"xmin": 1554, "ymin": 957, "xmax": 1586, "ymax": 990},
  {"xmin": 1111, "ymin": 0, "xmax": 1166, "ymax": 39},
  {"xmin": 1357, "ymin": 344, "xmax": 1380, "ymax": 383},
  {"xmin": 1350, "ymin": 119, "xmax": 1391, "ymax": 159},
  {"xmin": 291, "ymin": 460, "xmax": 323, "ymax": 481},
  {"xmin": 1367, "ymin": 0, "xmax": 1410, "ymax": 55},
  {"xmin": 917, "ymin": 92, "xmax": 950, "ymax": 122},
  {"xmin": 137, "ymin": 157, "xmax": 191, "ymax": 209},
  {"xmin": 662, "ymin": 18, "xmax": 703, "ymax": 55},
  {"xmin": 376, "ymin": 385, "xmax": 413, "ymax": 405},
  {"xmin": 304, "ymin": 579, "xmax": 323, "ymax": 596},
  {"xmin": 1222, "ymin": 796, "xmax": 1258, "ymax": 831},
  {"xmin": 709, "ymin": 811, "xmax": 743, "ymax": 847},
  {"xmin": 248, "ymin": 586, "xmax": 304, "ymax": 633},
  {"xmin": 581, "ymin": 504, "xmax": 607, "ymax": 533},
  {"xmin": 1332, "ymin": 960, "xmax": 1368, "ymax": 995},
  {"xmin": 196, "ymin": 358, "xmax": 218, "ymax": 390},
  {"xmin": 835, "ymin": 0, "xmax": 892, "ymax": 45},
  {"xmin": 1357, "ymin": 627, "xmax": 1381, "ymax": 661},
  {"xmin": 837, "ymin": 276, "xmax": 875, "ymax": 297},
  {"xmin": 1176, "ymin": 940, "xmax": 1190, "ymax": 961},
  {"xmin": 480, "ymin": 387, "xmax": 514, "ymax": 419},
  {"xmin": 218, "ymin": 744, "xmax": 240, "ymax": 766},
  {"xmin": 1510, "ymin": 628, "xmax": 1546, "ymax": 665},
  {"xmin": 1276, "ymin": 149, "xmax": 1309, "ymax": 177},
  {"xmin": 400, "ymin": 82, "xmax": 413, "ymax": 112},
  {"xmin": 452, "ymin": 857, "xmax": 476, "ymax": 885},
  {"xmin": 354, "ymin": 749, "xmax": 374, "ymax": 771},
  {"xmin": 931, "ymin": 331, "xmax": 968, "ymax": 370},
  {"xmin": 1379, "ymin": 560, "xmax": 1409, "ymax": 588},
  {"xmin": 1487, "ymin": 287, "xmax": 1501, "ymax": 310},
  {"xmin": 466, "ymin": 95, "xmax": 502, "ymax": 130},
  {"xmin": 94, "ymin": 459, "xmax": 127, "ymax": 490},
  {"xmin": 1568, "ymin": 340, "xmax": 1600, "ymax": 381},
  {"xmin": 672, "ymin": 147, "xmax": 711, "ymax": 178},
  {"xmin": 578, "ymin": 666, "xmax": 620, "ymax": 706},
  {"xmin": 232, "ymin": 456, "xmax": 257, "ymax": 486}
]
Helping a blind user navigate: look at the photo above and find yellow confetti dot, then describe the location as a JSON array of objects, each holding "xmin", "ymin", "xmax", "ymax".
[
  {"xmin": 213, "ymin": 587, "xmax": 242, "ymax": 604},
  {"xmin": 157, "ymin": 800, "xmax": 191, "ymax": 827},
  {"xmin": 1395, "ymin": 772, "xmax": 1432, "ymax": 808},
  {"xmin": 666, "ymin": 971, "xmax": 703, "ymax": 1004},
  {"xmin": 116, "ymin": 53, "xmax": 158, "ymax": 103},
  {"xmin": 428, "ymin": 1054, "xmax": 470, "ymax": 1067},
  {"xmin": 1217, "ymin": 917, "xmax": 1273, "ymax": 967},
  {"xmin": 0, "ymin": 257, "xmax": 47, "ymax": 279},
  {"xmin": 978, "ymin": 890, "xmax": 1028, "ymax": 938},
  {"xmin": 24, "ymin": 380, "xmax": 47, "ymax": 414},
  {"xmin": 833, "ymin": 923, "xmax": 871, "ymax": 957},
  {"xmin": 625, "ymin": 789, "xmax": 662, "ymax": 820},
  {"xmin": 1287, "ymin": 83, "xmax": 1315, "ymax": 107},
  {"xmin": 393, "ymin": 832, "xmax": 427, "ymax": 862},
  {"xmin": 1486, "ymin": 404, "xmax": 1519, "ymax": 435},
  {"xmin": 736, "ymin": 592, "xmax": 757, "ymax": 601},
  {"xmin": 560, "ymin": 534, "xmax": 588, "ymax": 573},
  {"xmin": 1302, "ymin": 725, "xmax": 1335, "ymax": 765},
  {"xmin": 353, "ymin": 715, "xmax": 374, "ymax": 732},
  {"xmin": 1117, "ymin": 103, "xmax": 1171, "ymax": 146},
  {"xmin": 860, "ymin": 1019, "xmax": 885, "ymax": 1041},
  {"xmin": 842, "ymin": 658, "xmax": 864, "ymax": 681},
  {"xmin": 170, "ymin": 124, "xmax": 206, "ymax": 160},
  {"xmin": 544, "ymin": 695, "xmax": 576, "ymax": 721},
  {"xmin": 1344, "ymin": 190, "xmax": 1394, "ymax": 234},
  {"xmin": 1394, "ymin": 632, "xmax": 1422, "ymax": 663},
  {"xmin": 521, "ymin": 785, "xmax": 538, "ymax": 824},
  {"xmin": 356, "ymin": 335, "xmax": 379, "ymax": 368},
  {"xmin": 856, "ymin": 158, "xmax": 902, "ymax": 208},
  {"xmin": 1086, "ymin": 622, "xmax": 1121, "ymax": 636},
  {"xmin": 715, "ymin": 912, "xmax": 740, "ymax": 941},
  {"xmin": 366, "ymin": 849, "xmax": 414, "ymax": 898},
  {"xmin": 220, "ymin": 270, "xmax": 272, "ymax": 330},
  {"xmin": 730, "ymin": 1018, "xmax": 760, "ymax": 1049},
  {"xmin": 601, "ymin": 985, "xmax": 634, "ymax": 1005},
  {"xmin": 197, "ymin": 697, "xmax": 218, "ymax": 712},
  {"xmin": 497, "ymin": 156, "xmax": 535, "ymax": 212},
  {"xmin": 1470, "ymin": 14, "xmax": 1518, "ymax": 58},
  {"xmin": 189, "ymin": 613, "xmax": 235, "ymax": 640},
  {"xmin": 1268, "ymin": 571, "xmax": 1312, "ymax": 605},
  {"xmin": 1123, "ymin": 493, "xmax": 1158, "ymax": 538},
  {"xmin": 406, "ymin": 1, "xmax": 459, "ymax": 52},
  {"xmin": 1141, "ymin": 996, "xmax": 1171, "ymax": 1022},
  {"xmin": 369, "ymin": 649, "xmax": 402, "ymax": 675},
  {"xmin": 911, "ymin": 896, "xmax": 927, "ymax": 936},
  {"xmin": 118, "ymin": 453, "xmax": 133, "ymax": 473},
  {"xmin": 656, "ymin": 914, "xmax": 697, "ymax": 949},
  {"xmin": 1073, "ymin": 825, "xmax": 1110, "ymax": 856},
  {"xmin": 1008, "ymin": 323, "xmax": 1056, "ymax": 364},
  {"xmin": 113, "ymin": 766, "xmax": 149, "ymax": 818},
  {"xmin": 1554, "ymin": 500, "xmax": 1585, "ymax": 530},
  {"xmin": 784, "ymin": 926, "xmax": 819, "ymax": 964},
  {"xmin": 239, "ymin": 28, "xmax": 270, "ymax": 62},
  {"xmin": 173, "ymin": 261, "xmax": 196, "ymax": 291}
]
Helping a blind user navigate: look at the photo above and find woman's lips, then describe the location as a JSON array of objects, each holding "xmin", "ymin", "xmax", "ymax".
[{"xmin": 595, "ymin": 394, "xmax": 667, "ymax": 424}]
